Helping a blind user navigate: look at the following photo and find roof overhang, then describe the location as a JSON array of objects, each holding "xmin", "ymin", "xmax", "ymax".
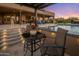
[{"xmin": 0, "ymin": 3, "xmax": 54, "ymax": 17}]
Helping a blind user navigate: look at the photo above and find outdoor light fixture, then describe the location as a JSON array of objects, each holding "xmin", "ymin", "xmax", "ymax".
[{"xmin": 51, "ymin": 32, "xmax": 56, "ymax": 36}]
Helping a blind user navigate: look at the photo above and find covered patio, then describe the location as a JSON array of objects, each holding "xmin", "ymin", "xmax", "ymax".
[{"xmin": 0, "ymin": 3, "xmax": 79, "ymax": 56}]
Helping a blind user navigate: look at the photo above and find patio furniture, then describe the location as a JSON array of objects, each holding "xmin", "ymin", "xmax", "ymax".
[
  {"xmin": 22, "ymin": 31, "xmax": 45, "ymax": 56},
  {"xmin": 41, "ymin": 28, "xmax": 68, "ymax": 56}
]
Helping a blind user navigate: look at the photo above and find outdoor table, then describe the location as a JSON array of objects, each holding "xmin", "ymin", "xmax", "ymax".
[{"xmin": 22, "ymin": 31, "xmax": 45, "ymax": 56}]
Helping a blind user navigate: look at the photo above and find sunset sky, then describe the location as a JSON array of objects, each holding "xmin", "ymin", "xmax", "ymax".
[{"xmin": 44, "ymin": 3, "xmax": 79, "ymax": 19}]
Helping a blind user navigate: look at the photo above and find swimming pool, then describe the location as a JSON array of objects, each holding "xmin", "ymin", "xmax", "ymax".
[
  {"xmin": 49, "ymin": 25, "xmax": 79, "ymax": 35},
  {"xmin": 38, "ymin": 24, "xmax": 79, "ymax": 36}
]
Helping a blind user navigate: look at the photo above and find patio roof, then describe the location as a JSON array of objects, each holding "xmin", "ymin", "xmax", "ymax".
[{"xmin": 18, "ymin": 3, "xmax": 55, "ymax": 9}]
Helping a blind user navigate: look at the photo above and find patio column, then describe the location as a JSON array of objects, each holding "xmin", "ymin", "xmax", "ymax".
[
  {"xmin": 19, "ymin": 10, "xmax": 22, "ymax": 24},
  {"xmin": 42, "ymin": 16, "xmax": 45, "ymax": 21},
  {"xmin": 47, "ymin": 16, "xmax": 49, "ymax": 23},
  {"xmin": 1, "ymin": 14, "xmax": 4, "ymax": 24},
  {"xmin": 34, "ymin": 8, "xmax": 38, "ymax": 24},
  {"xmin": 11, "ymin": 17, "xmax": 14, "ymax": 26},
  {"xmin": 48, "ymin": 16, "xmax": 50, "ymax": 20},
  {"xmin": 53, "ymin": 13, "xmax": 55, "ymax": 24}
]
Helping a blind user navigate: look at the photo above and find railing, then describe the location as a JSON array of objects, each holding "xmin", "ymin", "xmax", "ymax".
[{"xmin": 0, "ymin": 28, "xmax": 26, "ymax": 50}]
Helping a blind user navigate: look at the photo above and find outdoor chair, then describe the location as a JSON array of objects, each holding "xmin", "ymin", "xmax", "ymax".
[{"xmin": 40, "ymin": 28, "xmax": 68, "ymax": 56}]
